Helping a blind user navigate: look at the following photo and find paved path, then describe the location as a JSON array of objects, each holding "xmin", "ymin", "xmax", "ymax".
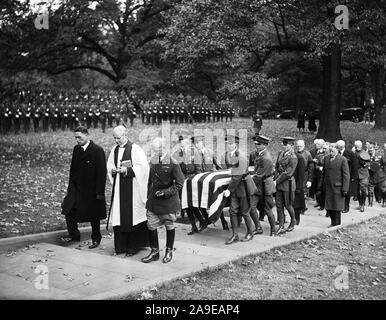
[{"xmin": 0, "ymin": 200, "xmax": 384, "ymax": 299}]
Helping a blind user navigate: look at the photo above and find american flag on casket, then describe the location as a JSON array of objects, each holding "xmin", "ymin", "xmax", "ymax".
[{"xmin": 181, "ymin": 167, "xmax": 255, "ymax": 223}]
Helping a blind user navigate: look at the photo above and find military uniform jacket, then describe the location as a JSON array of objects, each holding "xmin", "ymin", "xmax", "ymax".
[
  {"xmin": 274, "ymin": 150, "xmax": 298, "ymax": 192},
  {"xmin": 250, "ymin": 149, "xmax": 275, "ymax": 196},
  {"xmin": 172, "ymin": 145, "xmax": 197, "ymax": 178},
  {"xmin": 146, "ymin": 154, "xmax": 185, "ymax": 215},
  {"xmin": 225, "ymin": 150, "xmax": 257, "ymax": 198},
  {"xmin": 194, "ymin": 147, "xmax": 220, "ymax": 173},
  {"xmin": 356, "ymin": 150, "xmax": 370, "ymax": 180}
]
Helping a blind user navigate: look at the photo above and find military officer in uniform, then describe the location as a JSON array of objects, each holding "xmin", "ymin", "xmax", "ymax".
[
  {"xmin": 222, "ymin": 135, "xmax": 257, "ymax": 244},
  {"xmin": 250, "ymin": 135, "xmax": 277, "ymax": 236},
  {"xmin": 274, "ymin": 137, "xmax": 298, "ymax": 235}
]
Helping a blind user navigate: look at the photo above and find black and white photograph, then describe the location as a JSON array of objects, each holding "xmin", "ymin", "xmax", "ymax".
[{"xmin": 0, "ymin": 0, "xmax": 385, "ymax": 308}]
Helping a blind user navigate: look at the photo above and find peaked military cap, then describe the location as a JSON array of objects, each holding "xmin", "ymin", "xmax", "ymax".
[{"xmin": 253, "ymin": 135, "xmax": 271, "ymax": 145}]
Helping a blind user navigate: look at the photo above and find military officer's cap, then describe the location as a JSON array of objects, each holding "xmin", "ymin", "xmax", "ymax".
[
  {"xmin": 253, "ymin": 135, "xmax": 270, "ymax": 145},
  {"xmin": 281, "ymin": 136, "xmax": 295, "ymax": 144},
  {"xmin": 225, "ymin": 134, "xmax": 239, "ymax": 144}
]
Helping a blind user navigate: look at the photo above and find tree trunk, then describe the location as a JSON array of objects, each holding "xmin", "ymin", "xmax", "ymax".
[
  {"xmin": 373, "ymin": 61, "xmax": 386, "ymax": 130},
  {"xmin": 316, "ymin": 44, "xmax": 342, "ymax": 141}
]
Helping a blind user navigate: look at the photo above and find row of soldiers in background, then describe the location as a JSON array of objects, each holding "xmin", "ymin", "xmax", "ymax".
[
  {"xmin": 0, "ymin": 105, "xmax": 135, "ymax": 134},
  {"xmin": 309, "ymin": 139, "xmax": 386, "ymax": 214},
  {"xmin": 0, "ymin": 88, "xmax": 236, "ymax": 134},
  {"xmin": 140, "ymin": 95, "xmax": 235, "ymax": 125}
]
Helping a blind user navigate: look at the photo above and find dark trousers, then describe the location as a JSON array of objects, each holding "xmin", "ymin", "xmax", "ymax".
[
  {"xmin": 65, "ymin": 209, "xmax": 101, "ymax": 243},
  {"xmin": 327, "ymin": 210, "xmax": 341, "ymax": 226},
  {"xmin": 250, "ymin": 194, "xmax": 275, "ymax": 231},
  {"xmin": 275, "ymin": 190, "xmax": 295, "ymax": 227},
  {"xmin": 186, "ymin": 207, "xmax": 207, "ymax": 228},
  {"xmin": 344, "ymin": 195, "xmax": 350, "ymax": 211},
  {"xmin": 229, "ymin": 195, "xmax": 253, "ymax": 235}
]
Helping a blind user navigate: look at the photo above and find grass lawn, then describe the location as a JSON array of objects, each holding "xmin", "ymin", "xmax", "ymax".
[
  {"xmin": 128, "ymin": 215, "xmax": 386, "ymax": 300},
  {"xmin": 0, "ymin": 119, "xmax": 385, "ymax": 238}
]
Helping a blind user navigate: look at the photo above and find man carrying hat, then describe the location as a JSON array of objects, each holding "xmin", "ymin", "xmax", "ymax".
[
  {"xmin": 250, "ymin": 135, "xmax": 277, "ymax": 236},
  {"xmin": 274, "ymin": 137, "xmax": 298, "ymax": 235}
]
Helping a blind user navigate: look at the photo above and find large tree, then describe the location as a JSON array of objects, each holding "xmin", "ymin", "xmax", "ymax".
[{"xmin": 0, "ymin": 0, "xmax": 177, "ymax": 87}]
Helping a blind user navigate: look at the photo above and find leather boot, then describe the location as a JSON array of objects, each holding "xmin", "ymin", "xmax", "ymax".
[
  {"xmin": 163, "ymin": 247, "xmax": 173, "ymax": 263},
  {"xmin": 188, "ymin": 225, "xmax": 199, "ymax": 235},
  {"xmin": 141, "ymin": 248, "xmax": 159, "ymax": 263},
  {"xmin": 141, "ymin": 230, "xmax": 159, "ymax": 263}
]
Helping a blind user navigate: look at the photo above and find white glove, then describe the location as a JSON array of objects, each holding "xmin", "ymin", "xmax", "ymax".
[
  {"xmin": 224, "ymin": 189, "xmax": 231, "ymax": 198},
  {"xmin": 306, "ymin": 181, "xmax": 312, "ymax": 188}
]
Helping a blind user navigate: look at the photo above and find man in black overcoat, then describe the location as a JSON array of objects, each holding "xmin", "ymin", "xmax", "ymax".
[
  {"xmin": 61, "ymin": 126, "xmax": 107, "ymax": 249},
  {"xmin": 336, "ymin": 140, "xmax": 358, "ymax": 213}
]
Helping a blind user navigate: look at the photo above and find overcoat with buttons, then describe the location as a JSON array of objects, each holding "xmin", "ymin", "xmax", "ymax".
[{"xmin": 62, "ymin": 140, "xmax": 107, "ymax": 222}]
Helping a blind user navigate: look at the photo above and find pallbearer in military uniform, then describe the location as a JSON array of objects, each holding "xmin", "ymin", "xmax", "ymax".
[
  {"xmin": 222, "ymin": 135, "xmax": 257, "ymax": 244},
  {"xmin": 250, "ymin": 135, "xmax": 277, "ymax": 236},
  {"xmin": 274, "ymin": 137, "xmax": 298, "ymax": 235}
]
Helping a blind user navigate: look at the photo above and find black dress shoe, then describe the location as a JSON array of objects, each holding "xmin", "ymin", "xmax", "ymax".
[
  {"xmin": 188, "ymin": 227, "xmax": 199, "ymax": 235},
  {"xmin": 198, "ymin": 222, "xmax": 208, "ymax": 232},
  {"xmin": 259, "ymin": 217, "xmax": 264, "ymax": 221},
  {"xmin": 276, "ymin": 226, "xmax": 286, "ymax": 235},
  {"xmin": 88, "ymin": 241, "xmax": 100, "ymax": 249},
  {"xmin": 141, "ymin": 248, "xmax": 159, "ymax": 263},
  {"xmin": 342, "ymin": 209, "xmax": 349, "ymax": 213},
  {"xmin": 270, "ymin": 229, "xmax": 277, "ymax": 236},
  {"xmin": 241, "ymin": 233, "xmax": 254, "ymax": 242},
  {"xmin": 286, "ymin": 225, "xmax": 295, "ymax": 232},
  {"xmin": 225, "ymin": 234, "xmax": 239, "ymax": 245},
  {"xmin": 252, "ymin": 228, "xmax": 263, "ymax": 235},
  {"xmin": 163, "ymin": 247, "xmax": 173, "ymax": 263},
  {"xmin": 125, "ymin": 250, "xmax": 139, "ymax": 257},
  {"xmin": 61, "ymin": 237, "xmax": 80, "ymax": 244}
]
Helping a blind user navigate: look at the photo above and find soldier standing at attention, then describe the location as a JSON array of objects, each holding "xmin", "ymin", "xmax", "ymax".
[
  {"xmin": 274, "ymin": 137, "xmax": 298, "ymax": 235},
  {"xmin": 252, "ymin": 112, "xmax": 263, "ymax": 135}
]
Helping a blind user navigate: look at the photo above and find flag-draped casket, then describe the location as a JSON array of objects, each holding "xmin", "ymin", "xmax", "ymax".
[{"xmin": 181, "ymin": 167, "xmax": 255, "ymax": 222}]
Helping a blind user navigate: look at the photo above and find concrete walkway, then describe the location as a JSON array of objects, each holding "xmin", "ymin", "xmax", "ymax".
[{"xmin": 0, "ymin": 200, "xmax": 384, "ymax": 300}]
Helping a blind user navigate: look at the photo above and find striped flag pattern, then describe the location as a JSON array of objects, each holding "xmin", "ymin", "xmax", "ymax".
[{"xmin": 181, "ymin": 167, "xmax": 255, "ymax": 223}]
